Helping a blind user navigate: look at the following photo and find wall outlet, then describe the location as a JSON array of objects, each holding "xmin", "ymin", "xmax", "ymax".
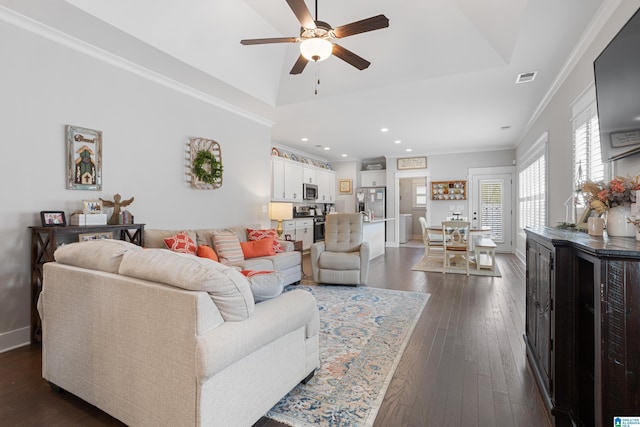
[{"xmin": 261, "ymin": 204, "xmax": 268, "ymax": 213}]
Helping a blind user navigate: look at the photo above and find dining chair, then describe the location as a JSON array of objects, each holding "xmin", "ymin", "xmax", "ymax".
[
  {"xmin": 442, "ymin": 220, "xmax": 471, "ymax": 276},
  {"xmin": 418, "ymin": 217, "xmax": 443, "ymax": 257}
]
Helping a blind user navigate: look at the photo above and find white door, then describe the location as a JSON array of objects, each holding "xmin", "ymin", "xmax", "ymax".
[{"xmin": 469, "ymin": 168, "xmax": 514, "ymax": 253}]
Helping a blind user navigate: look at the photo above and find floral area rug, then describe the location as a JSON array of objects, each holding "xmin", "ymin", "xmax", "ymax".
[
  {"xmin": 411, "ymin": 254, "xmax": 502, "ymax": 277},
  {"xmin": 266, "ymin": 282, "xmax": 430, "ymax": 427}
]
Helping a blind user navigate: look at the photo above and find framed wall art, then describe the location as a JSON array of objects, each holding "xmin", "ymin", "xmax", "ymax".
[
  {"xmin": 397, "ymin": 156, "xmax": 427, "ymax": 170},
  {"xmin": 40, "ymin": 211, "xmax": 66, "ymax": 227},
  {"xmin": 338, "ymin": 179, "xmax": 353, "ymax": 195},
  {"xmin": 66, "ymin": 125, "xmax": 102, "ymax": 191}
]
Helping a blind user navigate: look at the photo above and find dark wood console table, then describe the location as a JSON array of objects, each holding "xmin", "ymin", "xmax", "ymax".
[
  {"xmin": 29, "ymin": 224, "xmax": 145, "ymax": 343},
  {"xmin": 525, "ymin": 226, "xmax": 640, "ymax": 427}
]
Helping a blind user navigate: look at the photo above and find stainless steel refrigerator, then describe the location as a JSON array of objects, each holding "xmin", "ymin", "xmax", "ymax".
[{"xmin": 356, "ymin": 187, "xmax": 386, "ymax": 219}]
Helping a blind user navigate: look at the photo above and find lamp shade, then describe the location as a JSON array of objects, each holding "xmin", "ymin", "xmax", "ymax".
[
  {"xmin": 269, "ymin": 202, "xmax": 293, "ymax": 220},
  {"xmin": 300, "ymin": 38, "xmax": 333, "ymax": 62}
]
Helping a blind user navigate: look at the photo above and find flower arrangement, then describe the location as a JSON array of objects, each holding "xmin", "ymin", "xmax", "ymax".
[{"xmin": 582, "ymin": 175, "xmax": 640, "ymax": 214}]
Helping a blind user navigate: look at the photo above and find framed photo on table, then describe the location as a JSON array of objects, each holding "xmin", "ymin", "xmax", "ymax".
[
  {"xmin": 40, "ymin": 211, "xmax": 66, "ymax": 227},
  {"xmin": 78, "ymin": 232, "xmax": 113, "ymax": 241},
  {"xmin": 338, "ymin": 179, "xmax": 353, "ymax": 195}
]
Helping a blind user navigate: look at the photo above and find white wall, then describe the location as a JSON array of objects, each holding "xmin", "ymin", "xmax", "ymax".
[
  {"xmin": 385, "ymin": 150, "xmax": 515, "ymax": 244},
  {"xmin": 0, "ymin": 18, "xmax": 273, "ymax": 351},
  {"xmin": 515, "ymin": 0, "xmax": 640, "ymax": 259}
]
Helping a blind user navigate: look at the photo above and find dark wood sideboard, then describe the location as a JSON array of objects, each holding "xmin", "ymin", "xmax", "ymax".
[
  {"xmin": 29, "ymin": 224, "xmax": 145, "ymax": 344},
  {"xmin": 525, "ymin": 226, "xmax": 640, "ymax": 427}
]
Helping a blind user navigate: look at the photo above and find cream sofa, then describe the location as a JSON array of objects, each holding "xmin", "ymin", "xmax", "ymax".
[
  {"xmin": 38, "ymin": 239, "xmax": 319, "ymax": 427},
  {"xmin": 144, "ymin": 226, "xmax": 302, "ymax": 286}
]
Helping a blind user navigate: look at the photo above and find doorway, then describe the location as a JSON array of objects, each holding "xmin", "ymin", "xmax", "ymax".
[
  {"xmin": 394, "ymin": 170, "xmax": 430, "ymax": 247},
  {"xmin": 468, "ymin": 166, "xmax": 515, "ymax": 253}
]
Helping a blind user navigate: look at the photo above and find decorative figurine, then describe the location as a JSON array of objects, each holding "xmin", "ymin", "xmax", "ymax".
[{"xmin": 99, "ymin": 194, "xmax": 134, "ymax": 225}]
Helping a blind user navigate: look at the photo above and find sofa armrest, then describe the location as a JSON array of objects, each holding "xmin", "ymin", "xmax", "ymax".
[
  {"xmin": 278, "ymin": 239, "xmax": 294, "ymax": 252},
  {"xmin": 359, "ymin": 241, "xmax": 371, "ymax": 285},
  {"xmin": 310, "ymin": 241, "xmax": 325, "ymax": 282},
  {"xmin": 195, "ymin": 289, "xmax": 319, "ymax": 380}
]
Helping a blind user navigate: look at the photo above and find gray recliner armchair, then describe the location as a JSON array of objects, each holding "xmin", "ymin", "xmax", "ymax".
[{"xmin": 310, "ymin": 213, "xmax": 370, "ymax": 285}]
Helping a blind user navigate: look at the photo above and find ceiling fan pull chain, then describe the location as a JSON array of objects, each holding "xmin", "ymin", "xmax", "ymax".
[{"xmin": 315, "ymin": 62, "xmax": 320, "ymax": 95}]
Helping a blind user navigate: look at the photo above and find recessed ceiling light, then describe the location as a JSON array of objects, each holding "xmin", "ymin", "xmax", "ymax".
[
  {"xmin": 405, "ymin": 148, "xmax": 412, "ymax": 152},
  {"xmin": 341, "ymin": 154, "xmax": 347, "ymax": 157},
  {"xmin": 381, "ymin": 128, "xmax": 389, "ymax": 132},
  {"xmin": 323, "ymin": 147, "xmax": 330, "ymax": 150},
  {"xmin": 394, "ymin": 140, "xmax": 402, "ymax": 144},
  {"xmin": 301, "ymin": 137, "xmax": 308, "ymax": 141}
]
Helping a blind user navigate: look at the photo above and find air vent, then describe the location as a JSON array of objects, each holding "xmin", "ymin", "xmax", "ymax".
[{"xmin": 516, "ymin": 71, "xmax": 537, "ymax": 84}]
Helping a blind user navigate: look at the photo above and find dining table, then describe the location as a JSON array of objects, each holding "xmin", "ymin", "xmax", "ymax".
[{"xmin": 426, "ymin": 224, "xmax": 492, "ymax": 251}]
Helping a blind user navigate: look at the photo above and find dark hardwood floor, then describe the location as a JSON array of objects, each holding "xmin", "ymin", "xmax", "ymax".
[{"xmin": 1, "ymin": 246, "xmax": 550, "ymax": 427}]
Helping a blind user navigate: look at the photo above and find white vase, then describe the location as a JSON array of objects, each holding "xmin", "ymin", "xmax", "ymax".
[{"xmin": 606, "ymin": 206, "xmax": 635, "ymax": 237}]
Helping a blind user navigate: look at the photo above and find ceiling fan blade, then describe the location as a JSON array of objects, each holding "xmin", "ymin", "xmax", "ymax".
[
  {"xmin": 332, "ymin": 44, "xmax": 370, "ymax": 70},
  {"xmin": 290, "ymin": 55, "xmax": 309, "ymax": 75},
  {"xmin": 333, "ymin": 14, "xmax": 389, "ymax": 39},
  {"xmin": 240, "ymin": 37, "xmax": 299, "ymax": 45},
  {"xmin": 286, "ymin": 0, "xmax": 316, "ymax": 29}
]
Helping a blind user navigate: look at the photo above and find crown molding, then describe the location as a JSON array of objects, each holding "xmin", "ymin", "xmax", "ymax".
[{"xmin": 0, "ymin": 6, "xmax": 274, "ymax": 127}]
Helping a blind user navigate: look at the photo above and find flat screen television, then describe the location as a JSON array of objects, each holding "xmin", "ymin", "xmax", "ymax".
[{"xmin": 594, "ymin": 7, "xmax": 640, "ymax": 162}]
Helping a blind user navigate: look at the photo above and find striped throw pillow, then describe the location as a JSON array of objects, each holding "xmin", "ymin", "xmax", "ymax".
[{"xmin": 212, "ymin": 229, "xmax": 244, "ymax": 264}]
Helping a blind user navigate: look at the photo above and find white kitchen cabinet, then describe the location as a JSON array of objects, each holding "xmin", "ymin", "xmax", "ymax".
[
  {"xmin": 284, "ymin": 161, "xmax": 303, "ymax": 201},
  {"xmin": 316, "ymin": 169, "xmax": 336, "ymax": 203},
  {"xmin": 360, "ymin": 170, "xmax": 386, "ymax": 187},
  {"xmin": 271, "ymin": 157, "xmax": 303, "ymax": 201},
  {"xmin": 271, "ymin": 157, "xmax": 286, "ymax": 201},
  {"xmin": 303, "ymin": 165, "xmax": 317, "ymax": 185},
  {"xmin": 295, "ymin": 219, "xmax": 314, "ymax": 250}
]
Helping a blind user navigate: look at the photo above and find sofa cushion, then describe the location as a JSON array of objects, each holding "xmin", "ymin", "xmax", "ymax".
[
  {"xmin": 54, "ymin": 239, "xmax": 142, "ymax": 273},
  {"xmin": 163, "ymin": 231, "xmax": 197, "ymax": 255},
  {"xmin": 119, "ymin": 249, "xmax": 254, "ymax": 321},
  {"xmin": 211, "ymin": 230, "xmax": 245, "ymax": 265},
  {"xmin": 319, "ymin": 251, "xmax": 361, "ymax": 270},
  {"xmin": 228, "ymin": 257, "xmax": 274, "ymax": 271},
  {"xmin": 240, "ymin": 270, "xmax": 284, "ymax": 302},
  {"xmin": 246, "ymin": 228, "xmax": 284, "ymax": 253},
  {"xmin": 240, "ymin": 238, "xmax": 275, "ymax": 259},
  {"xmin": 197, "ymin": 244, "xmax": 219, "ymax": 262},
  {"xmin": 265, "ymin": 251, "xmax": 302, "ymax": 271}
]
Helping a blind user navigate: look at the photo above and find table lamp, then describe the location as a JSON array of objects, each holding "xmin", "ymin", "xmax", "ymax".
[{"xmin": 269, "ymin": 202, "xmax": 293, "ymax": 239}]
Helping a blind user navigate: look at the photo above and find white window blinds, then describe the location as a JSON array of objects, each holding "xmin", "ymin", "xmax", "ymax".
[
  {"xmin": 572, "ymin": 86, "xmax": 605, "ymax": 207},
  {"xmin": 518, "ymin": 133, "xmax": 547, "ymax": 230},
  {"xmin": 480, "ymin": 181, "xmax": 504, "ymax": 241}
]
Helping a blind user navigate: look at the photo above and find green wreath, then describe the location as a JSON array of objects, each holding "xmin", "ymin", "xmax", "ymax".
[{"xmin": 193, "ymin": 149, "xmax": 223, "ymax": 185}]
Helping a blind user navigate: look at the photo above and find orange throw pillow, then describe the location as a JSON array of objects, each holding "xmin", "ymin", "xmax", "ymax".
[
  {"xmin": 240, "ymin": 238, "xmax": 275, "ymax": 259},
  {"xmin": 163, "ymin": 231, "xmax": 196, "ymax": 255},
  {"xmin": 246, "ymin": 228, "xmax": 284, "ymax": 253},
  {"xmin": 197, "ymin": 244, "xmax": 219, "ymax": 262}
]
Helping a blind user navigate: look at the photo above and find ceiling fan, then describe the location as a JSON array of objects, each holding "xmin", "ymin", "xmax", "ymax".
[{"xmin": 240, "ymin": 0, "xmax": 389, "ymax": 75}]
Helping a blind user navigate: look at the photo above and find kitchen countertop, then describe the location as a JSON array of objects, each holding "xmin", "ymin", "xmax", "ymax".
[{"xmin": 363, "ymin": 217, "xmax": 395, "ymax": 223}]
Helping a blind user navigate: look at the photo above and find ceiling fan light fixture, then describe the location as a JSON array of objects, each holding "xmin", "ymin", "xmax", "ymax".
[{"xmin": 300, "ymin": 38, "xmax": 333, "ymax": 62}]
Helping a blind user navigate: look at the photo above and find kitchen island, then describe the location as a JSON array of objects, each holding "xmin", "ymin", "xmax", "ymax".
[{"xmin": 363, "ymin": 217, "xmax": 395, "ymax": 259}]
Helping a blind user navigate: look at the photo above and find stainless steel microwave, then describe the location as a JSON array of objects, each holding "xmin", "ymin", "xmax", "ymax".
[{"xmin": 303, "ymin": 183, "xmax": 318, "ymax": 200}]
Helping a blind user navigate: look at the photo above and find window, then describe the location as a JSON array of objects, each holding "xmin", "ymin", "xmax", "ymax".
[
  {"xmin": 572, "ymin": 85, "xmax": 606, "ymax": 209},
  {"xmin": 480, "ymin": 180, "xmax": 504, "ymax": 241},
  {"xmin": 519, "ymin": 133, "xmax": 547, "ymax": 230},
  {"xmin": 413, "ymin": 183, "xmax": 427, "ymax": 207}
]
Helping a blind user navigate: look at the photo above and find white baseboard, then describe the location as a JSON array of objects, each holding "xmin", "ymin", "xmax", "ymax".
[{"xmin": 0, "ymin": 326, "xmax": 30, "ymax": 353}]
